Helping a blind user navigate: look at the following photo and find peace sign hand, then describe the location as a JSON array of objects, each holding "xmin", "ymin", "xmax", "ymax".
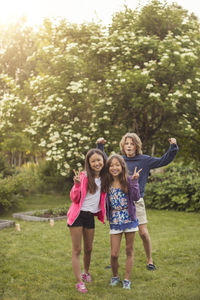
[
  {"xmin": 73, "ymin": 169, "xmax": 81, "ymax": 184},
  {"xmin": 131, "ymin": 167, "xmax": 142, "ymax": 180}
]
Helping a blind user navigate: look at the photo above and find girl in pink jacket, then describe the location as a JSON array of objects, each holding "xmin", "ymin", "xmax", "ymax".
[{"xmin": 67, "ymin": 149, "xmax": 107, "ymax": 293}]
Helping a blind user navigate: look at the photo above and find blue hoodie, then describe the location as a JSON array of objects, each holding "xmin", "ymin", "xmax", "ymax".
[{"xmin": 97, "ymin": 143, "xmax": 179, "ymax": 198}]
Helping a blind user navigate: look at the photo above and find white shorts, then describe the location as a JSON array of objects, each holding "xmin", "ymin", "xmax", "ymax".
[
  {"xmin": 135, "ymin": 198, "xmax": 147, "ymax": 225},
  {"xmin": 110, "ymin": 226, "xmax": 138, "ymax": 235}
]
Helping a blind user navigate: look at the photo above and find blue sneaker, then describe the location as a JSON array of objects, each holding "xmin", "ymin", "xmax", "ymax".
[
  {"xmin": 110, "ymin": 277, "xmax": 120, "ymax": 286},
  {"xmin": 147, "ymin": 263, "xmax": 156, "ymax": 270},
  {"xmin": 122, "ymin": 279, "xmax": 131, "ymax": 289}
]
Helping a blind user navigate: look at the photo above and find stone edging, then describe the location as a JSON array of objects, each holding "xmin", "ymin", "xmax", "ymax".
[
  {"xmin": 12, "ymin": 210, "xmax": 67, "ymax": 222},
  {"xmin": 0, "ymin": 219, "xmax": 15, "ymax": 230}
]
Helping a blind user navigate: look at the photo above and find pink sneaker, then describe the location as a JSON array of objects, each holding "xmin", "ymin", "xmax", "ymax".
[
  {"xmin": 76, "ymin": 282, "xmax": 87, "ymax": 293},
  {"xmin": 81, "ymin": 272, "xmax": 92, "ymax": 282}
]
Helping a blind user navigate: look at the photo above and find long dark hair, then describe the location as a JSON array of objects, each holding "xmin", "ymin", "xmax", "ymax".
[
  {"xmin": 105, "ymin": 154, "xmax": 128, "ymax": 194},
  {"xmin": 85, "ymin": 148, "xmax": 107, "ymax": 194}
]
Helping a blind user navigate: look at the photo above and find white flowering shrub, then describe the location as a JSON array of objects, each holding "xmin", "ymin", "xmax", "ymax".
[
  {"xmin": 24, "ymin": 21, "xmax": 108, "ymax": 175},
  {"xmin": 1, "ymin": 1, "xmax": 200, "ymax": 175},
  {"xmin": 88, "ymin": 3, "xmax": 200, "ymax": 155}
]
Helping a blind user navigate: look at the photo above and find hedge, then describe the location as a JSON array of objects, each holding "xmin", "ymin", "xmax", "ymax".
[{"xmin": 145, "ymin": 163, "xmax": 200, "ymax": 212}]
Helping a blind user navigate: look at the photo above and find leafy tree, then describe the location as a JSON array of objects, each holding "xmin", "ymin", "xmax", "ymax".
[
  {"xmin": 0, "ymin": 88, "xmax": 33, "ymax": 166},
  {"xmin": 25, "ymin": 20, "xmax": 107, "ymax": 175},
  {"xmin": 0, "ymin": 18, "xmax": 37, "ymax": 88},
  {"xmin": 0, "ymin": 19, "xmax": 38, "ymax": 166},
  {"xmin": 91, "ymin": 0, "xmax": 200, "ymax": 158},
  {"xmin": 1, "ymin": 1, "xmax": 200, "ymax": 176}
]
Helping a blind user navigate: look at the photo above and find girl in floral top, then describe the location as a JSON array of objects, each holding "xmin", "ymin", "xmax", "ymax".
[{"xmin": 105, "ymin": 154, "xmax": 141, "ymax": 289}]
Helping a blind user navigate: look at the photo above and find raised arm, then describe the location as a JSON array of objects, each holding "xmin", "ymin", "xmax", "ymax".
[
  {"xmin": 96, "ymin": 137, "xmax": 108, "ymax": 159},
  {"xmin": 148, "ymin": 138, "xmax": 179, "ymax": 169}
]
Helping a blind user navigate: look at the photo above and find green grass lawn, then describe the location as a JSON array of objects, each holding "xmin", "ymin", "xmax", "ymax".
[
  {"xmin": 0, "ymin": 193, "xmax": 67, "ymax": 220},
  {"xmin": 0, "ymin": 194, "xmax": 200, "ymax": 300}
]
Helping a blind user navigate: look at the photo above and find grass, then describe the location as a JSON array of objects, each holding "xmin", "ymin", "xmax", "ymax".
[
  {"xmin": 0, "ymin": 194, "xmax": 200, "ymax": 300},
  {"xmin": 0, "ymin": 193, "xmax": 67, "ymax": 220}
]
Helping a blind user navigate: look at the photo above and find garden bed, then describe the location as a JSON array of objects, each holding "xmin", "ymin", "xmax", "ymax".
[
  {"xmin": 13, "ymin": 208, "xmax": 67, "ymax": 222},
  {"xmin": 0, "ymin": 219, "xmax": 15, "ymax": 230}
]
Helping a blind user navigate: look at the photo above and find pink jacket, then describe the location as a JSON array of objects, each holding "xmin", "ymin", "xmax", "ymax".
[{"xmin": 67, "ymin": 172, "xmax": 106, "ymax": 226}]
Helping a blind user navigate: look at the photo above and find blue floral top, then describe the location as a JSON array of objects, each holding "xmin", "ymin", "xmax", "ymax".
[{"xmin": 109, "ymin": 187, "xmax": 138, "ymax": 230}]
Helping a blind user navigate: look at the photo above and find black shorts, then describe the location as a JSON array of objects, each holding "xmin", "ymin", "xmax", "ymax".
[{"xmin": 68, "ymin": 211, "xmax": 95, "ymax": 229}]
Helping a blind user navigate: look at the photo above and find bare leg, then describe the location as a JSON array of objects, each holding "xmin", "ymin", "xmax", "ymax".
[
  {"xmin": 69, "ymin": 226, "xmax": 83, "ymax": 283},
  {"xmin": 124, "ymin": 232, "xmax": 135, "ymax": 280},
  {"xmin": 110, "ymin": 233, "xmax": 122, "ymax": 277},
  {"xmin": 138, "ymin": 224, "xmax": 153, "ymax": 265},
  {"xmin": 83, "ymin": 228, "xmax": 95, "ymax": 273}
]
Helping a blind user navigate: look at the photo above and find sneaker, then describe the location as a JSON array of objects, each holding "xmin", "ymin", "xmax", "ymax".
[
  {"xmin": 147, "ymin": 263, "xmax": 156, "ymax": 271},
  {"xmin": 81, "ymin": 272, "xmax": 92, "ymax": 282},
  {"xmin": 76, "ymin": 281, "xmax": 87, "ymax": 293},
  {"xmin": 122, "ymin": 279, "xmax": 131, "ymax": 289},
  {"xmin": 110, "ymin": 277, "xmax": 120, "ymax": 286}
]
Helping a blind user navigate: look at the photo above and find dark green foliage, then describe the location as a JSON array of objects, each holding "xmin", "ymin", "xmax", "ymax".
[
  {"xmin": 145, "ymin": 163, "xmax": 200, "ymax": 211},
  {"xmin": 0, "ymin": 168, "xmax": 39, "ymax": 212},
  {"xmin": 0, "ymin": 154, "xmax": 15, "ymax": 178},
  {"xmin": 0, "ymin": 160, "xmax": 72, "ymax": 213},
  {"xmin": 37, "ymin": 160, "xmax": 73, "ymax": 193}
]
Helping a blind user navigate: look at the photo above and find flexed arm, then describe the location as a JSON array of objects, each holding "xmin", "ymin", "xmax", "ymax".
[
  {"xmin": 148, "ymin": 137, "xmax": 179, "ymax": 169},
  {"xmin": 96, "ymin": 137, "xmax": 108, "ymax": 159}
]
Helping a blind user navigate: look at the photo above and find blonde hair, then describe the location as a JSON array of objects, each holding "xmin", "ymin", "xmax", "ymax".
[{"xmin": 120, "ymin": 133, "xmax": 143, "ymax": 155}]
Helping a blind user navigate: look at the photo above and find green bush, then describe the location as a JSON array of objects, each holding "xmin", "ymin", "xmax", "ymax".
[
  {"xmin": 0, "ymin": 176, "xmax": 17, "ymax": 211},
  {"xmin": 0, "ymin": 164, "xmax": 40, "ymax": 212},
  {"xmin": 0, "ymin": 160, "xmax": 72, "ymax": 213},
  {"xmin": 0, "ymin": 175, "xmax": 26, "ymax": 212},
  {"xmin": 37, "ymin": 160, "xmax": 72, "ymax": 193},
  {"xmin": 145, "ymin": 163, "xmax": 200, "ymax": 212},
  {"xmin": 0, "ymin": 154, "xmax": 15, "ymax": 178}
]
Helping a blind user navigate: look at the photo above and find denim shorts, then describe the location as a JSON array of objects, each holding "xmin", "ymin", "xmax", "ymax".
[{"xmin": 68, "ymin": 211, "xmax": 95, "ymax": 229}]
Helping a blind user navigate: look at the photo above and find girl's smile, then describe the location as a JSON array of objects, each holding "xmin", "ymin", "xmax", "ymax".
[
  {"xmin": 109, "ymin": 158, "xmax": 122, "ymax": 177},
  {"xmin": 89, "ymin": 153, "xmax": 104, "ymax": 176}
]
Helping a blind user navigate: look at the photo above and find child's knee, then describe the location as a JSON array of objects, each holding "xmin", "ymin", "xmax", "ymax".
[
  {"xmin": 111, "ymin": 253, "xmax": 119, "ymax": 260},
  {"xmin": 73, "ymin": 247, "xmax": 81, "ymax": 256},
  {"xmin": 84, "ymin": 247, "xmax": 92, "ymax": 256},
  {"xmin": 139, "ymin": 228, "xmax": 149, "ymax": 240},
  {"xmin": 126, "ymin": 247, "xmax": 133, "ymax": 257}
]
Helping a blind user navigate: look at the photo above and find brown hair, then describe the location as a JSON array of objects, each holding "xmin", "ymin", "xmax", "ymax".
[
  {"xmin": 85, "ymin": 148, "xmax": 107, "ymax": 194},
  {"xmin": 120, "ymin": 132, "xmax": 143, "ymax": 155},
  {"xmin": 105, "ymin": 154, "xmax": 128, "ymax": 194}
]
